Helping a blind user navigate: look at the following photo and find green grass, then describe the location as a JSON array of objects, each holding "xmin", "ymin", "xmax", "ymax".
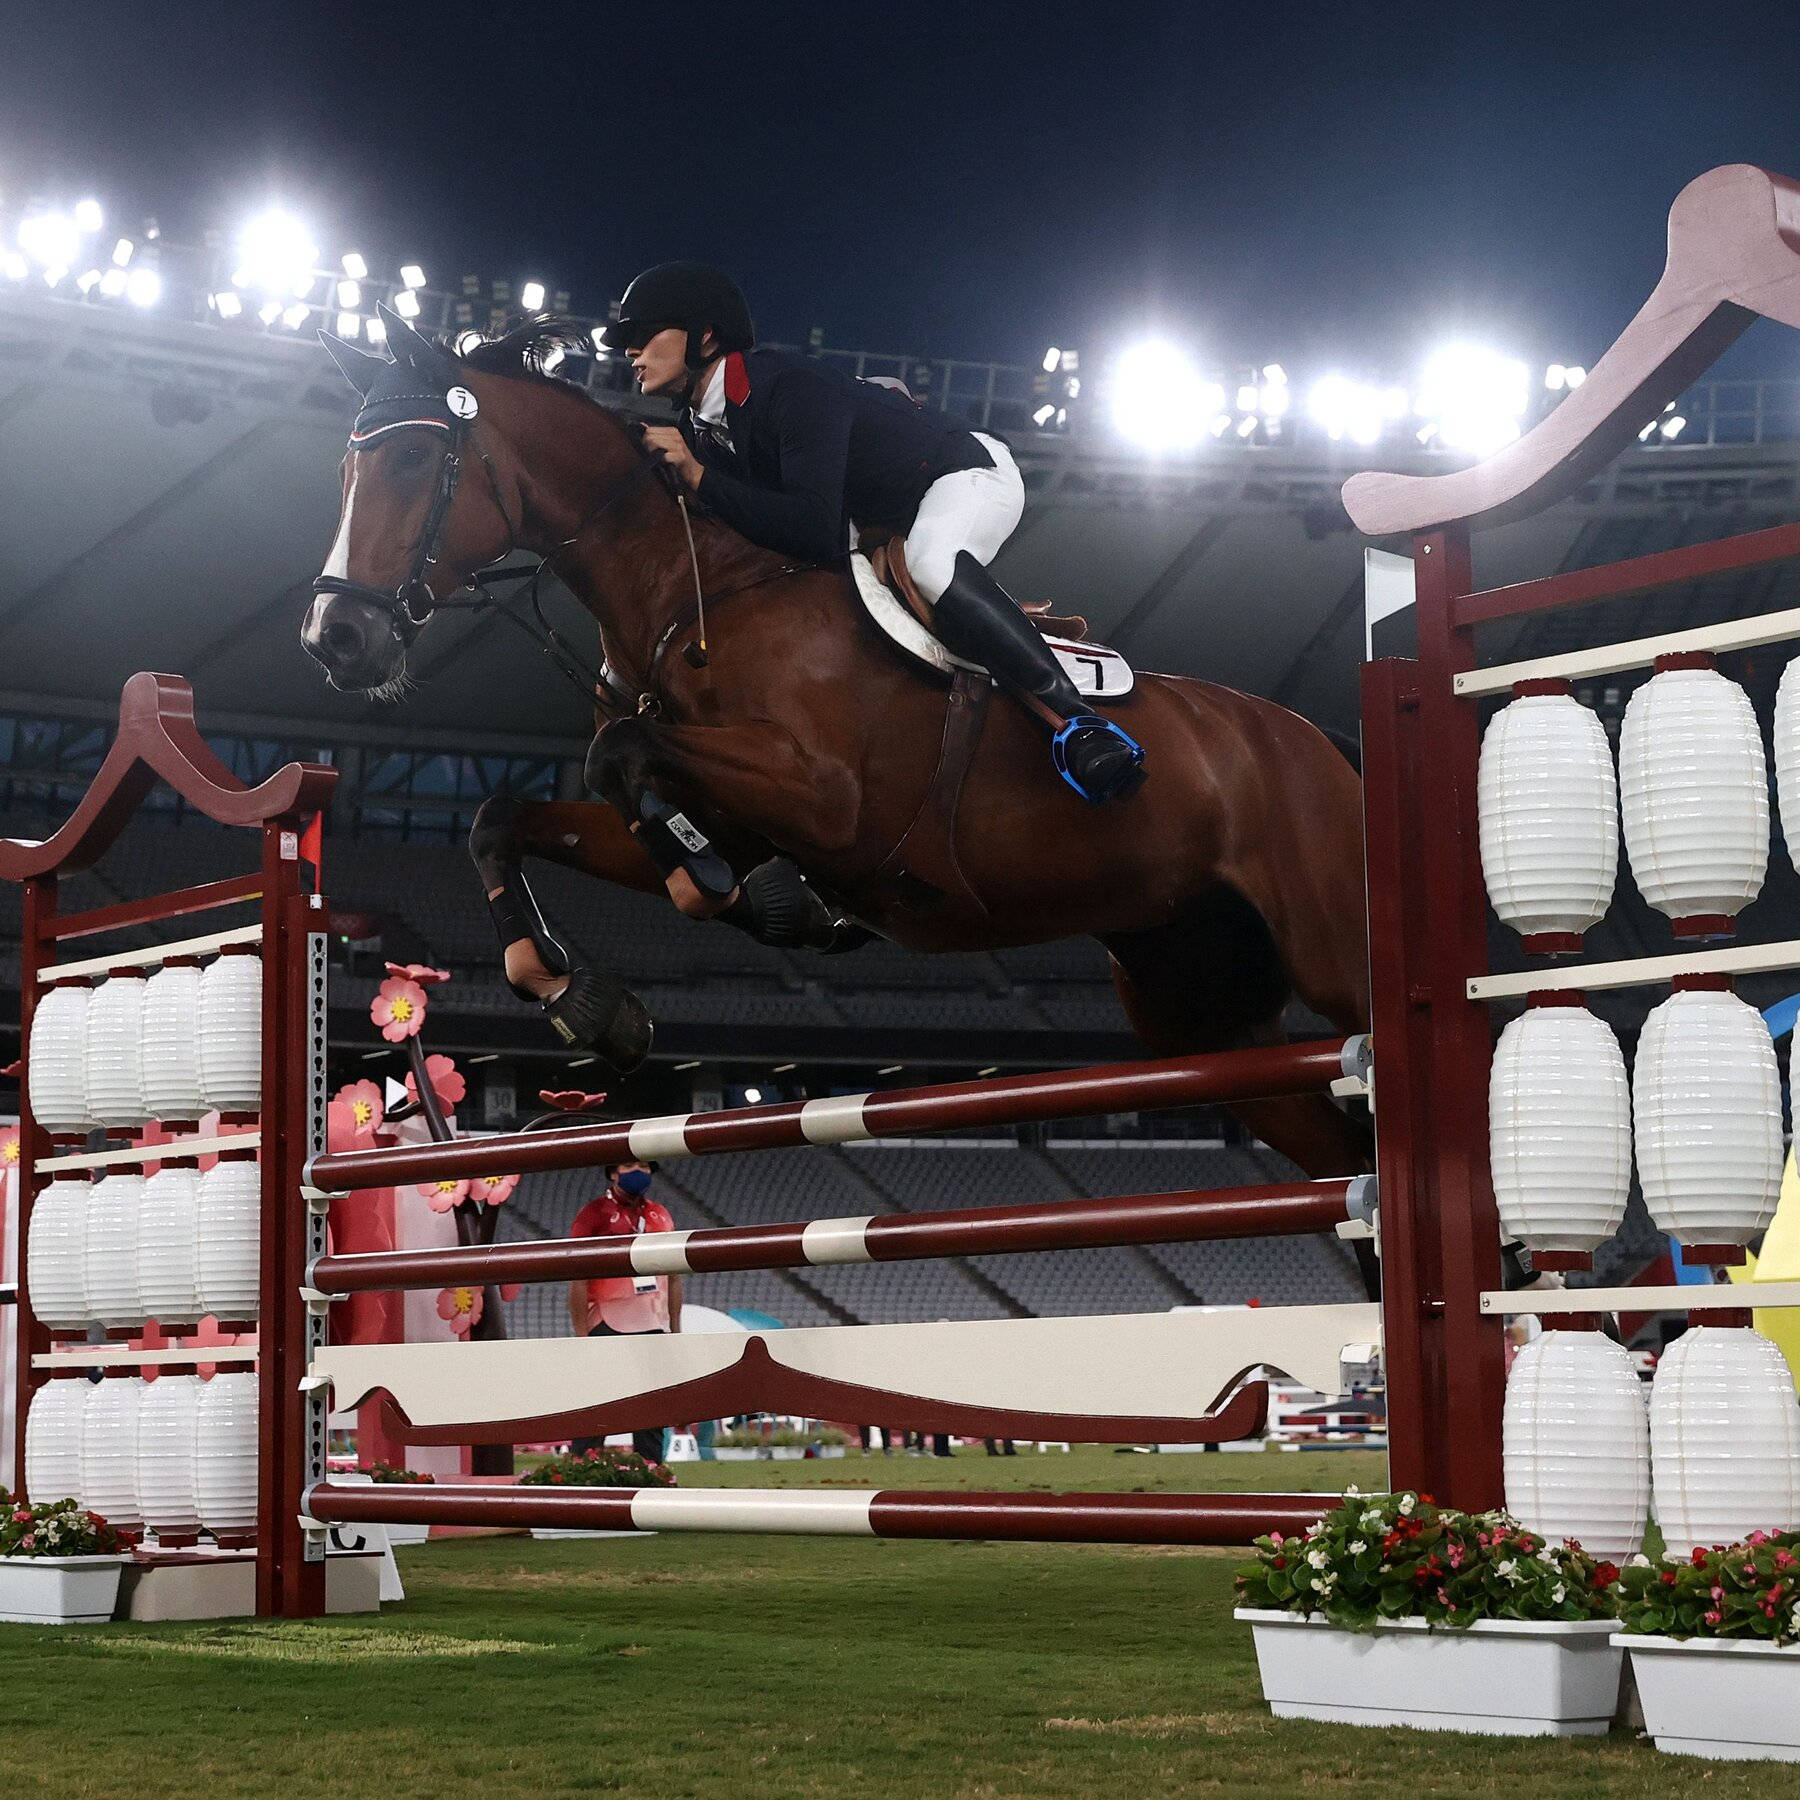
[{"xmin": 5, "ymin": 1448, "xmax": 1800, "ymax": 1797}]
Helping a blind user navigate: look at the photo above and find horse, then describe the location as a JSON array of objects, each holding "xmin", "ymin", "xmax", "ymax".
[{"xmin": 301, "ymin": 314, "xmax": 1372, "ymax": 1186}]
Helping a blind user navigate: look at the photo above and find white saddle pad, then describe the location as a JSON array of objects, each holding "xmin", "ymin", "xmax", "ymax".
[{"xmin": 850, "ymin": 552, "xmax": 1134, "ymax": 699}]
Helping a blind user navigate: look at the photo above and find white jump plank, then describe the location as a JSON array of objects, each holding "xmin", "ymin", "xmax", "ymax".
[
  {"xmin": 1480, "ymin": 1283, "xmax": 1800, "ymax": 1315},
  {"xmin": 1455, "ymin": 605, "xmax": 1800, "ymax": 699},
  {"xmin": 1467, "ymin": 938, "xmax": 1800, "ymax": 1002},
  {"xmin": 49, "ymin": 922, "xmax": 263, "ymax": 982},
  {"xmin": 32, "ymin": 1345, "xmax": 258, "ymax": 1369},
  {"xmin": 37, "ymin": 1131, "xmax": 261, "ymax": 1173}
]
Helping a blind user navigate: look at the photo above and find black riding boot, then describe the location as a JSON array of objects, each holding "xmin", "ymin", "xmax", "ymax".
[{"xmin": 931, "ymin": 552, "xmax": 1145, "ymax": 803}]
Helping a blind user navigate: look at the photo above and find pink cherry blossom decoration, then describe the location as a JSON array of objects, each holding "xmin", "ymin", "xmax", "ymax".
[{"xmin": 372, "ymin": 977, "xmax": 428, "ymax": 1042}]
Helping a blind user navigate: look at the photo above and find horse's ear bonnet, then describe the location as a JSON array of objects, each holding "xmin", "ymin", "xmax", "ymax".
[{"xmin": 322, "ymin": 303, "xmax": 473, "ymax": 448}]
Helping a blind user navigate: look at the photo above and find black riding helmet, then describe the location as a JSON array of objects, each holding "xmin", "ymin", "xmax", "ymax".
[{"xmin": 599, "ymin": 261, "xmax": 755, "ymax": 368}]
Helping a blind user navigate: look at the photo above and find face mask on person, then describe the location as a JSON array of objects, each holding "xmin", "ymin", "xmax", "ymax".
[{"xmin": 616, "ymin": 1168, "xmax": 653, "ymax": 1198}]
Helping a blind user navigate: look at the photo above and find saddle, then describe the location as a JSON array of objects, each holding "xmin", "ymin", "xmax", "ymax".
[{"xmin": 853, "ymin": 534, "xmax": 1135, "ymax": 700}]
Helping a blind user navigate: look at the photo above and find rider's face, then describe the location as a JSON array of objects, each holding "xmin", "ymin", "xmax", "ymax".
[{"xmin": 629, "ymin": 326, "xmax": 692, "ymax": 397}]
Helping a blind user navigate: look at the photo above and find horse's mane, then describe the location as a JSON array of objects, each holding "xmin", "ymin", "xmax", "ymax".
[{"xmin": 453, "ymin": 316, "xmax": 619, "ymax": 410}]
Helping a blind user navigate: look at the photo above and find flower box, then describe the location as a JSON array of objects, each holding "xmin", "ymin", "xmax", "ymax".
[
  {"xmin": 0, "ymin": 1554, "xmax": 129, "ymax": 1624},
  {"xmin": 1619, "ymin": 1634, "xmax": 1800, "ymax": 1761},
  {"xmin": 1236, "ymin": 1609, "xmax": 1624, "ymax": 1736}
]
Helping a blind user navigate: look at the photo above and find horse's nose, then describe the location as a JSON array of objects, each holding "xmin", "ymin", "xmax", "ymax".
[{"xmin": 302, "ymin": 596, "xmax": 365, "ymax": 670}]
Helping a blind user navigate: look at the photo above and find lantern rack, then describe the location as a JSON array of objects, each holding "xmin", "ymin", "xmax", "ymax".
[
  {"xmin": 1468, "ymin": 938, "xmax": 1800, "ymax": 1002},
  {"xmin": 43, "ymin": 923, "xmax": 265, "ymax": 984},
  {"xmin": 36, "ymin": 1131, "xmax": 264, "ymax": 1174},
  {"xmin": 1482, "ymin": 1284, "xmax": 1800, "ymax": 1316}
]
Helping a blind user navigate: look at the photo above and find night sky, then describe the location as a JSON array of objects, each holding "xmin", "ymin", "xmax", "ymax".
[{"xmin": 4, "ymin": 1, "xmax": 1800, "ymax": 376}]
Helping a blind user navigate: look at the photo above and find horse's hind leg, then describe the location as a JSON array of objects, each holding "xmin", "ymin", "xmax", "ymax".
[
  {"xmin": 467, "ymin": 795, "xmax": 662, "ymax": 1070},
  {"xmin": 1101, "ymin": 888, "xmax": 1373, "ymax": 1182}
]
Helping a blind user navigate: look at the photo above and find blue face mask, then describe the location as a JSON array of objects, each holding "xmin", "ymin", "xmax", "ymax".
[{"xmin": 616, "ymin": 1168, "xmax": 653, "ymax": 1197}]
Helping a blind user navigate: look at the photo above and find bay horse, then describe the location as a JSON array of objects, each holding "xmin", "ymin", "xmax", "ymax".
[{"xmin": 301, "ymin": 315, "xmax": 1371, "ymax": 1184}]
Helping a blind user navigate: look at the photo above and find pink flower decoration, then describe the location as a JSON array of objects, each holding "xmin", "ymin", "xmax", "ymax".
[
  {"xmin": 404, "ymin": 1053, "xmax": 466, "ymax": 1112},
  {"xmin": 0, "ymin": 1124, "xmax": 18, "ymax": 1169},
  {"xmin": 469, "ymin": 1172, "xmax": 519, "ymax": 1208},
  {"xmin": 499, "ymin": 1283, "xmax": 522, "ymax": 1303},
  {"xmin": 372, "ymin": 977, "xmax": 428, "ymax": 1042},
  {"xmin": 333, "ymin": 1079, "xmax": 385, "ymax": 1138},
  {"xmin": 436, "ymin": 1285, "xmax": 483, "ymax": 1336},
  {"xmin": 386, "ymin": 962, "xmax": 451, "ymax": 987},
  {"xmin": 418, "ymin": 1178, "xmax": 471, "ymax": 1214},
  {"xmin": 539, "ymin": 1088, "xmax": 609, "ymax": 1112}
]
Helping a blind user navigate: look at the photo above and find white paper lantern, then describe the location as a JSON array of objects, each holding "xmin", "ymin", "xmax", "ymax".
[
  {"xmin": 194, "ymin": 1372, "xmax": 259, "ymax": 1537},
  {"xmin": 28, "ymin": 978, "xmax": 91, "ymax": 1133},
  {"xmin": 1504, "ymin": 1329, "xmax": 1648, "ymax": 1557},
  {"xmin": 1478, "ymin": 685, "xmax": 1619, "ymax": 951},
  {"xmin": 24, "ymin": 1379, "xmax": 90, "ymax": 1506},
  {"xmin": 1634, "ymin": 980, "xmax": 1783, "ymax": 1250},
  {"xmin": 136, "ymin": 1373, "xmax": 201, "ymax": 1537},
  {"xmin": 1619, "ymin": 660, "xmax": 1768, "ymax": 936},
  {"xmin": 80, "ymin": 1377, "xmax": 144, "ymax": 1531},
  {"xmin": 1490, "ymin": 999, "xmax": 1631, "ymax": 1264},
  {"xmin": 140, "ymin": 959, "xmax": 205, "ymax": 1124},
  {"xmin": 137, "ymin": 1165, "xmax": 202, "ymax": 1325},
  {"xmin": 26, "ymin": 1175, "xmax": 91, "ymax": 1329},
  {"xmin": 85, "ymin": 967, "xmax": 149, "ymax": 1128},
  {"xmin": 1775, "ymin": 652, "xmax": 1800, "ymax": 869},
  {"xmin": 196, "ymin": 1158, "xmax": 260, "ymax": 1320},
  {"xmin": 1651, "ymin": 1326, "xmax": 1800, "ymax": 1554},
  {"xmin": 198, "ymin": 948, "xmax": 262, "ymax": 1113},
  {"xmin": 84, "ymin": 1171, "xmax": 144, "ymax": 1329}
]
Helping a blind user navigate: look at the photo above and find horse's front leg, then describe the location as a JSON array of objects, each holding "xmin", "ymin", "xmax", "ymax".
[{"xmin": 467, "ymin": 794, "xmax": 660, "ymax": 1070}]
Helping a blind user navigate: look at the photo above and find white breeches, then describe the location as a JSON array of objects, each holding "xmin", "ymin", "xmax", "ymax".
[{"xmin": 904, "ymin": 432, "xmax": 1025, "ymax": 603}]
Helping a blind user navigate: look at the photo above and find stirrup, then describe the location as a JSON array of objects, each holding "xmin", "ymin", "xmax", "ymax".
[{"xmin": 1051, "ymin": 714, "xmax": 1147, "ymax": 805}]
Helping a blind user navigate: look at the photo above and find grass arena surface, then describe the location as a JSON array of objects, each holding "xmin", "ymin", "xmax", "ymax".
[{"xmin": 7, "ymin": 1447, "xmax": 1800, "ymax": 1798}]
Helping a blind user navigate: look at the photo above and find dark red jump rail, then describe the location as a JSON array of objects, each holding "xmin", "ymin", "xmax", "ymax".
[
  {"xmin": 310, "ymin": 1177, "xmax": 1361, "ymax": 1294},
  {"xmin": 306, "ymin": 1036, "xmax": 1365, "ymax": 1192},
  {"xmin": 306, "ymin": 1481, "xmax": 1324, "ymax": 1545}
]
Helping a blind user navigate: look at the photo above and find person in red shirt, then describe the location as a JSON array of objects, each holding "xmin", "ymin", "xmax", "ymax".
[{"xmin": 568, "ymin": 1159, "xmax": 683, "ymax": 1463}]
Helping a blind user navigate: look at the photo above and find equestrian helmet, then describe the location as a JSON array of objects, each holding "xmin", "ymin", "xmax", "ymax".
[{"xmin": 599, "ymin": 262, "xmax": 755, "ymax": 362}]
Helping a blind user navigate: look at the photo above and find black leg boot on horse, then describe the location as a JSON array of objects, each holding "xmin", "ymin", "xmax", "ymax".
[
  {"xmin": 931, "ymin": 552, "xmax": 1147, "ymax": 804},
  {"xmin": 468, "ymin": 795, "xmax": 654, "ymax": 1071}
]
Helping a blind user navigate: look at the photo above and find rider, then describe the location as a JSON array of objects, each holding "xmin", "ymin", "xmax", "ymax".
[{"xmin": 599, "ymin": 262, "xmax": 1146, "ymax": 805}]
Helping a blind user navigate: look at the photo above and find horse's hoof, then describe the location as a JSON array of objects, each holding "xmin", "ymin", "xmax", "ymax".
[{"xmin": 544, "ymin": 968, "xmax": 654, "ymax": 1073}]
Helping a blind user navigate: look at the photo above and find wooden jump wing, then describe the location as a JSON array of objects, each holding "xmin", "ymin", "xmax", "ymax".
[
  {"xmin": 0, "ymin": 671, "xmax": 337, "ymax": 879},
  {"xmin": 1343, "ymin": 164, "xmax": 1800, "ymax": 537}
]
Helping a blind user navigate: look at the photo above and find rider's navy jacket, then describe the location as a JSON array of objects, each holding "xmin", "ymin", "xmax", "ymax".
[{"xmin": 682, "ymin": 348, "xmax": 994, "ymax": 563}]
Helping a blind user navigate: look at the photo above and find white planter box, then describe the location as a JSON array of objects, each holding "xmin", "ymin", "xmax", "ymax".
[
  {"xmin": 1620, "ymin": 1633, "xmax": 1800, "ymax": 1761},
  {"xmin": 380, "ymin": 1521, "xmax": 433, "ymax": 1548},
  {"xmin": 0, "ymin": 1554, "xmax": 129, "ymax": 1624},
  {"xmin": 1236, "ymin": 1609, "xmax": 1623, "ymax": 1737}
]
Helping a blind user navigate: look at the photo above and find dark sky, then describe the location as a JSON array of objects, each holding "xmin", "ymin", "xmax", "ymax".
[{"xmin": 4, "ymin": 1, "xmax": 1800, "ymax": 375}]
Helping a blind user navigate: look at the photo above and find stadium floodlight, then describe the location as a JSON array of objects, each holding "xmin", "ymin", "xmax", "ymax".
[
  {"xmin": 235, "ymin": 209, "xmax": 319, "ymax": 296},
  {"xmin": 1415, "ymin": 343, "xmax": 1529, "ymax": 454},
  {"xmin": 1661, "ymin": 414, "xmax": 1687, "ymax": 440},
  {"xmin": 336, "ymin": 309, "xmax": 360, "ymax": 339},
  {"xmin": 1637, "ymin": 421, "xmax": 1657, "ymax": 441},
  {"xmin": 393, "ymin": 287, "xmax": 421, "ymax": 319},
  {"xmin": 1261, "ymin": 363, "xmax": 1286, "ymax": 385},
  {"xmin": 17, "ymin": 211, "xmax": 80, "ymax": 270},
  {"xmin": 742, "ymin": 1085, "xmax": 763, "ymax": 1104},
  {"xmin": 365, "ymin": 316, "xmax": 388, "ymax": 343},
  {"xmin": 520, "ymin": 279, "xmax": 546, "ymax": 313},
  {"xmin": 400, "ymin": 263, "xmax": 426, "ymax": 289},
  {"xmin": 99, "ymin": 267, "xmax": 127, "ymax": 297},
  {"xmin": 1236, "ymin": 414, "xmax": 1258, "ymax": 438},
  {"xmin": 1042, "ymin": 347, "xmax": 1061, "ymax": 373},
  {"xmin": 76, "ymin": 269, "xmax": 101, "ymax": 294},
  {"xmin": 212, "ymin": 289, "xmax": 243, "ymax": 319},
  {"xmin": 125, "ymin": 267, "xmax": 161, "ymax": 307},
  {"xmin": 112, "ymin": 237, "xmax": 134, "ymax": 267},
  {"xmin": 73, "ymin": 198, "xmax": 103, "ymax": 233},
  {"xmin": 336, "ymin": 278, "xmax": 361, "ymax": 309},
  {"xmin": 1564, "ymin": 364, "xmax": 1587, "ymax": 388},
  {"xmin": 1, "ymin": 252, "xmax": 26, "ymax": 281},
  {"xmin": 281, "ymin": 301, "xmax": 310, "ymax": 329},
  {"xmin": 1236, "ymin": 384, "xmax": 1259, "ymax": 412},
  {"xmin": 1545, "ymin": 363, "xmax": 1567, "ymax": 391},
  {"xmin": 1109, "ymin": 337, "xmax": 1219, "ymax": 452},
  {"xmin": 258, "ymin": 298, "xmax": 284, "ymax": 325},
  {"xmin": 42, "ymin": 265, "xmax": 67, "ymax": 288},
  {"xmin": 341, "ymin": 251, "xmax": 368, "ymax": 280},
  {"xmin": 1307, "ymin": 373, "xmax": 1387, "ymax": 445},
  {"xmin": 1032, "ymin": 402, "xmax": 1056, "ymax": 426}
]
